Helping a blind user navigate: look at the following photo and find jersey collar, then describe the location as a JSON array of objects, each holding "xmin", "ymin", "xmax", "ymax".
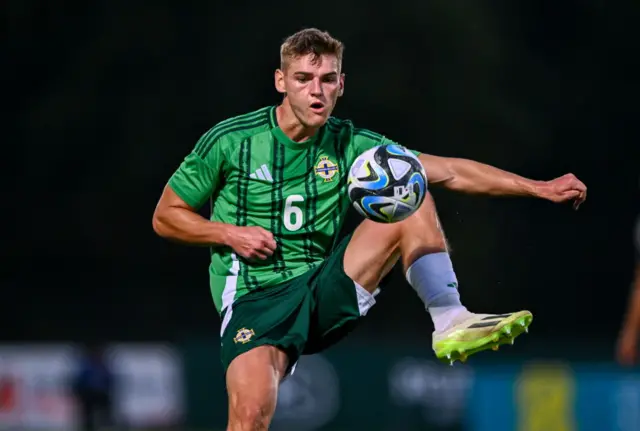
[{"xmin": 271, "ymin": 126, "xmax": 320, "ymax": 149}]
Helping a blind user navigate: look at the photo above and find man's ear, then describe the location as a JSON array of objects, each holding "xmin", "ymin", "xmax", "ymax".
[
  {"xmin": 338, "ymin": 73, "xmax": 345, "ymax": 97},
  {"xmin": 275, "ymin": 69, "xmax": 286, "ymax": 94}
]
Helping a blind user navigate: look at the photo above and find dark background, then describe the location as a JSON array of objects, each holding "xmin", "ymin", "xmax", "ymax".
[{"xmin": 4, "ymin": 0, "xmax": 639, "ymax": 356}]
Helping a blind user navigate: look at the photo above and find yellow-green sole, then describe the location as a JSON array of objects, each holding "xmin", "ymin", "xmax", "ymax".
[{"xmin": 434, "ymin": 312, "xmax": 533, "ymax": 365}]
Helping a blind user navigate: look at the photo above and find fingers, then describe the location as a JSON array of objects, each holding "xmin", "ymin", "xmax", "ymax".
[
  {"xmin": 259, "ymin": 228, "xmax": 277, "ymax": 252},
  {"xmin": 249, "ymin": 242, "xmax": 274, "ymax": 260},
  {"xmin": 557, "ymin": 173, "xmax": 587, "ymax": 210},
  {"xmin": 573, "ymin": 190, "xmax": 587, "ymax": 210},
  {"xmin": 252, "ymin": 251, "xmax": 269, "ymax": 260},
  {"xmin": 256, "ymin": 228, "xmax": 276, "ymax": 257},
  {"xmin": 566, "ymin": 175, "xmax": 587, "ymax": 195},
  {"xmin": 559, "ymin": 190, "xmax": 580, "ymax": 203},
  {"xmin": 568, "ymin": 176, "xmax": 587, "ymax": 193},
  {"xmin": 240, "ymin": 227, "xmax": 277, "ymax": 261},
  {"xmin": 562, "ymin": 190, "xmax": 580, "ymax": 198},
  {"xmin": 242, "ymin": 249, "xmax": 269, "ymax": 261},
  {"xmin": 567, "ymin": 177, "xmax": 587, "ymax": 210},
  {"xmin": 259, "ymin": 242, "xmax": 275, "ymax": 257},
  {"xmin": 554, "ymin": 189, "xmax": 586, "ymax": 210}
]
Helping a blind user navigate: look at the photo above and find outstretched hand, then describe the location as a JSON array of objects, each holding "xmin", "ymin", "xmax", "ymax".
[{"xmin": 538, "ymin": 173, "xmax": 587, "ymax": 210}]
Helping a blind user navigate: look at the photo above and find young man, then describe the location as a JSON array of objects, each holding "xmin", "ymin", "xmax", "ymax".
[{"xmin": 153, "ymin": 28, "xmax": 587, "ymax": 430}]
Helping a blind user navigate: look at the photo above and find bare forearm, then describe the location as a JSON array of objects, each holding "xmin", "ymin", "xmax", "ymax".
[
  {"xmin": 152, "ymin": 206, "xmax": 231, "ymax": 247},
  {"xmin": 438, "ymin": 157, "xmax": 543, "ymax": 197},
  {"xmin": 623, "ymin": 266, "xmax": 640, "ymax": 334}
]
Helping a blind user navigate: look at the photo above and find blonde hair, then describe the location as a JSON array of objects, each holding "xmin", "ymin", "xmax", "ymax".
[{"xmin": 280, "ymin": 28, "xmax": 344, "ymax": 69}]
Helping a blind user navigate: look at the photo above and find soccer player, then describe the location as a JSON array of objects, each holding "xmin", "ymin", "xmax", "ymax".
[
  {"xmin": 152, "ymin": 28, "xmax": 587, "ymax": 430},
  {"xmin": 617, "ymin": 214, "xmax": 640, "ymax": 365}
]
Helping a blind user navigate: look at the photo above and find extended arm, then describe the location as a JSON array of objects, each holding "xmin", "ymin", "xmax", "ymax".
[{"xmin": 418, "ymin": 154, "xmax": 587, "ymax": 207}]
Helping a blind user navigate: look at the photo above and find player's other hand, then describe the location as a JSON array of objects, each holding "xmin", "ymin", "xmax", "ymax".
[
  {"xmin": 226, "ymin": 226, "xmax": 277, "ymax": 261},
  {"xmin": 539, "ymin": 173, "xmax": 587, "ymax": 210},
  {"xmin": 617, "ymin": 327, "xmax": 638, "ymax": 366}
]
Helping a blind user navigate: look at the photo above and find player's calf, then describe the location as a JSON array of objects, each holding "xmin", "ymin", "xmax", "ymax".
[{"xmin": 226, "ymin": 345, "xmax": 288, "ymax": 431}]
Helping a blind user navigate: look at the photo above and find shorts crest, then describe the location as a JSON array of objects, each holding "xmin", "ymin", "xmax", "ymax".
[{"xmin": 233, "ymin": 328, "xmax": 255, "ymax": 344}]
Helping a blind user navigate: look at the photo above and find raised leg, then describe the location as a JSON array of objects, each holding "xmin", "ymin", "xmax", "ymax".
[{"xmin": 343, "ymin": 192, "xmax": 532, "ymax": 364}]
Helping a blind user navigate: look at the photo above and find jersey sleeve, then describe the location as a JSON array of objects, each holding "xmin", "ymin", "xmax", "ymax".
[
  {"xmin": 350, "ymin": 128, "xmax": 421, "ymax": 162},
  {"xmin": 168, "ymin": 130, "xmax": 225, "ymax": 210}
]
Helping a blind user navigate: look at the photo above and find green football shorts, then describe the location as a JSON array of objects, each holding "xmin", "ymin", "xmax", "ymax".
[{"xmin": 219, "ymin": 233, "xmax": 378, "ymax": 375}]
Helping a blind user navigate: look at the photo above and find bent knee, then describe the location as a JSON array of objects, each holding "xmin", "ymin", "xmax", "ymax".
[{"xmin": 229, "ymin": 398, "xmax": 274, "ymax": 430}]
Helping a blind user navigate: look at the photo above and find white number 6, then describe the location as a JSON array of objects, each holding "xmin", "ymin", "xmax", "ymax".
[{"xmin": 284, "ymin": 194, "xmax": 304, "ymax": 231}]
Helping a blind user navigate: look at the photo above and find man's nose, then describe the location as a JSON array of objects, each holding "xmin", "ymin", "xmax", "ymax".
[{"xmin": 310, "ymin": 78, "xmax": 322, "ymax": 96}]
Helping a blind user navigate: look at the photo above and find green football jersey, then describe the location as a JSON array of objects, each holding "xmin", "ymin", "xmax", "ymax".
[{"xmin": 168, "ymin": 105, "xmax": 420, "ymax": 313}]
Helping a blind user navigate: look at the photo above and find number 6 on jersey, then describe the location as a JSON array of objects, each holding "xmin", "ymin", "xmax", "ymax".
[{"xmin": 284, "ymin": 194, "xmax": 304, "ymax": 231}]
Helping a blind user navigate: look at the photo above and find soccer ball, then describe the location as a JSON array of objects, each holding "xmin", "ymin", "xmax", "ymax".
[{"xmin": 348, "ymin": 144, "xmax": 427, "ymax": 223}]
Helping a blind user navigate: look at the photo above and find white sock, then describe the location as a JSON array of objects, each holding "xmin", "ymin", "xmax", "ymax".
[{"xmin": 405, "ymin": 252, "xmax": 471, "ymax": 332}]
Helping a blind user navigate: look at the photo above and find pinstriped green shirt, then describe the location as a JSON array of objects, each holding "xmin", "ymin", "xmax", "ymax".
[{"xmin": 169, "ymin": 106, "xmax": 418, "ymax": 313}]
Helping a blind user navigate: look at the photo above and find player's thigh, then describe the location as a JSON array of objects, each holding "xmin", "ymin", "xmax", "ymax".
[
  {"xmin": 342, "ymin": 218, "xmax": 402, "ymax": 293},
  {"xmin": 226, "ymin": 345, "xmax": 288, "ymax": 428},
  {"xmin": 343, "ymin": 192, "xmax": 446, "ymax": 291}
]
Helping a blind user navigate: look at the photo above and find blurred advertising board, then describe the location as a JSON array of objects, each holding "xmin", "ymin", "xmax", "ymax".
[
  {"xmin": 182, "ymin": 340, "xmax": 640, "ymax": 431},
  {"xmin": 0, "ymin": 343, "xmax": 184, "ymax": 430},
  {"xmin": 468, "ymin": 362, "xmax": 640, "ymax": 431}
]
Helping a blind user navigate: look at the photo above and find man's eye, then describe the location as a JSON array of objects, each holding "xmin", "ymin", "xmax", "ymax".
[{"xmin": 323, "ymin": 76, "xmax": 337, "ymax": 83}]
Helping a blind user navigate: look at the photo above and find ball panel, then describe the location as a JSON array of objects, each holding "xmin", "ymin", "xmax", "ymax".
[
  {"xmin": 356, "ymin": 160, "xmax": 389, "ymax": 190},
  {"xmin": 393, "ymin": 202, "xmax": 416, "ymax": 222},
  {"xmin": 388, "ymin": 158, "xmax": 412, "ymax": 181},
  {"xmin": 385, "ymin": 144, "xmax": 413, "ymax": 157},
  {"xmin": 361, "ymin": 196, "xmax": 397, "ymax": 223}
]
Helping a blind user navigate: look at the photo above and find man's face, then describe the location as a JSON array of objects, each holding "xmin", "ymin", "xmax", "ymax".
[{"xmin": 276, "ymin": 53, "xmax": 344, "ymax": 128}]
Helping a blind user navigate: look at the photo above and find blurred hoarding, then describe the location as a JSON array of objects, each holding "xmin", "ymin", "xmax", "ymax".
[{"xmin": 0, "ymin": 344, "xmax": 184, "ymax": 430}]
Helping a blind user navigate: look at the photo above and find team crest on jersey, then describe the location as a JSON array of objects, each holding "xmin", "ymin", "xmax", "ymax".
[
  {"xmin": 233, "ymin": 328, "xmax": 255, "ymax": 344},
  {"xmin": 315, "ymin": 156, "xmax": 339, "ymax": 182}
]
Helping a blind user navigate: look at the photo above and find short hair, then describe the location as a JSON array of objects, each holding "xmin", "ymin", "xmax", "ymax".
[{"xmin": 280, "ymin": 28, "xmax": 344, "ymax": 70}]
